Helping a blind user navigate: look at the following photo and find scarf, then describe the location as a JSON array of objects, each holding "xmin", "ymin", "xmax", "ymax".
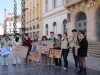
[{"xmin": 15, "ymin": 37, "xmax": 19, "ymax": 42}]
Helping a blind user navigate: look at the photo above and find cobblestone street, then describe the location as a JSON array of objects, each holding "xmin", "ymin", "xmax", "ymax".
[{"xmin": 0, "ymin": 53, "xmax": 100, "ymax": 75}]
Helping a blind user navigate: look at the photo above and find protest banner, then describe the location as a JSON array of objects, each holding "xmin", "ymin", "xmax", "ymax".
[
  {"xmin": 49, "ymin": 49, "xmax": 62, "ymax": 58},
  {"xmin": 1, "ymin": 48, "xmax": 12, "ymax": 56},
  {"xmin": 36, "ymin": 45, "xmax": 42, "ymax": 51},
  {"xmin": 41, "ymin": 46, "xmax": 49, "ymax": 54},
  {"xmin": 61, "ymin": 41, "xmax": 68, "ymax": 49},
  {"xmin": 75, "ymin": 45, "xmax": 78, "ymax": 56},
  {"xmin": 13, "ymin": 46, "xmax": 28, "ymax": 58},
  {"xmin": 47, "ymin": 41, "xmax": 54, "ymax": 48},
  {"xmin": 28, "ymin": 52, "xmax": 40, "ymax": 62}
]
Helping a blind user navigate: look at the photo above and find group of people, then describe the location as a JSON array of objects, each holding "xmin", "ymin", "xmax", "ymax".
[{"xmin": 0, "ymin": 29, "xmax": 88, "ymax": 75}]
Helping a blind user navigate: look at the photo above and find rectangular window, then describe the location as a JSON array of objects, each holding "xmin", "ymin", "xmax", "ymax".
[
  {"xmin": 53, "ymin": 0, "xmax": 57, "ymax": 8},
  {"xmin": 45, "ymin": 1, "xmax": 48, "ymax": 12},
  {"xmin": 9, "ymin": 23, "xmax": 11, "ymax": 27},
  {"xmin": 36, "ymin": 31, "xmax": 40, "ymax": 38},
  {"xmin": 33, "ymin": 32, "xmax": 35, "ymax": 37}
]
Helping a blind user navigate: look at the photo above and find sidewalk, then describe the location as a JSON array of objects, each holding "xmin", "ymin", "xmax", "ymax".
[{"xmin": 68, "ymin": 53, "xmax": 100, "ymax": 71}]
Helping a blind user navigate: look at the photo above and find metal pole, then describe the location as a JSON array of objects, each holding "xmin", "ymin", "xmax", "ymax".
[
  {"xmin": 21, "ymin": 0, "xmax": 26, "ymax": 40},
  {"xmin": 13, "ymin": 0, "xmax": 17, "ymax": 33},
  {"xmin": 4, "ymin": 9, "xmax": 7, "ymax": 34}
]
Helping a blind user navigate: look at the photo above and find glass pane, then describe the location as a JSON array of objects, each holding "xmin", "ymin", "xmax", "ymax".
[{"xmin": 78, "ymin": 23, "xmax": 81, "ymax": 27}]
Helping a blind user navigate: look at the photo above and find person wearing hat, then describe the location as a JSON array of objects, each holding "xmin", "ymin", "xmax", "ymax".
[
  {"xmin": 77, "ymin": 30, "xmax": 88, "ymax": 75},
  {"xmin": 12, "ymin": 33, "xmax": 22, "ymax": 65}
]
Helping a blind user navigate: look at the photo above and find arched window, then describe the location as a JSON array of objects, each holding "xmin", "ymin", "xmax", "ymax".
[
  {"xmin": 45, "ymin": 24, "xmax": 48, "ymax": 35},
  {"xmin": 37, "ymin": 24, "xmax": 39, "ymax": 29},
  {"xmin": 53, "ymin": 22, "xmax": 57, "ymax": 34},
  {"xmin": 63, "ymin": 19, "xmax": 67, "ymax": 33},
  {"xmin": 33, "ymin": 25, "xmax": 35, "ymax": 30}
]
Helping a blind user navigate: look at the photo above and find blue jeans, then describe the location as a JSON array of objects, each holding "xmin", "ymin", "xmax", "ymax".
[
  {"xmin": 62, "ymin": 49, "xmax": 69, "ymax": 68},
  {"xmin": 32, "ymin": 46, "xmax": 36, "ymax": 52},
  {"xmin": 1, "ymin": 55, "xmax": 8, "ymax": 64},
  {"xmin": 72, "ymin": 47, "xmax": 79, "ymax": 68}
]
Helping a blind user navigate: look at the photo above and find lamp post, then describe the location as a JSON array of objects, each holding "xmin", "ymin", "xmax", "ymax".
[
  {"xmin": 21, "ymin": 0, "xmax": 28, "ymax": 40},
  {"xmin": 13, "ymin": 0, "xmax": 17, "ymax": 34},
  {"xmin": 0, "ymin": 8, "xmax": 7, "ymax": 34}
]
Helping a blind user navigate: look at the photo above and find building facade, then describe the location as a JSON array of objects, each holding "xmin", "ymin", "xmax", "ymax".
[
  {"xmin": 43, "ymin": 0, "xmax": 68, "ymax": 38},
  {"xmin": 63, "ymin": 0, "xmax": 100, "ymax": 41},
  {"xmin": 6, "ymin": 13, "xmax": 21, "ymax": 35},
  {"xmin": 25, "ymin": 0, "xmax": 43, "ymax": 39},
  {"xmin": 0, "ymin": 23, "xmax": 4, "ymax": 35}
]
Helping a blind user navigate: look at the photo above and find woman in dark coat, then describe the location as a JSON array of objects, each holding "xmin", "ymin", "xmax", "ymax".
[
  {"xmin": 23, "ymin": 33, "xmax": 32, "ymax": 64},
  {"xmin": 77, "ymin": 30, "xmax": 88, "ymax": 75}
]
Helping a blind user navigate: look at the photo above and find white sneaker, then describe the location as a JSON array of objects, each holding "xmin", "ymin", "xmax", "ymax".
[
  {"xmin": 2, "ymin": 64, "xmax": 4, "ymax": 66},
  {"xmin": 6, "ymin": 64, "xmax": 8, "ymax": 66},
  {"xmin": 63, "ymin": 67, "xmax": 67, "ymax": 70}
]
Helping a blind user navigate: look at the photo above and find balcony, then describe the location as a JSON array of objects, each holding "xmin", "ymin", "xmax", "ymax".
[{"xmin": 63, "ymin": 0, "xmax": 82, "ymax": 7}]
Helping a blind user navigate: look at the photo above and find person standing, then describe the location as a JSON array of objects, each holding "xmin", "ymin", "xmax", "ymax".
[
  {"xmin": 54, "ymin": 34, "xmax": 62, "ymax": 68},
  {"xmin": 48, "ymin": 32, "xmax": 56, "ymax": 66},
  {"xmin": 32, "ymin": 35, "xmax": 40, "ymax": 66},
  {"xmin": 1, "ymin": 36, "xmax": 11, "ymax": 65},
  {"xmin": 41, "ymin": 36, "xmax": 48, "ymax": 66},
  {"xmin": 1, "ymin": 34, "xmax": 6, "ymax": 47},
  {"xmin": 71, "ymin": 29, "xmax": 80, "ymax": 70},
  {"xmin": 77, "ymin": 30, "xmax": 88, "ymax": 75},
  {"xmin": 62, "ymin": 33, "xmax": 70, "ymax": 70},
  {"xmin": 12, "ymin": 33, "xmax": 22, "ymax": 65},
  {"xmin": 23, "ymin": 33, "xmax": 32, "ymax": 64}
]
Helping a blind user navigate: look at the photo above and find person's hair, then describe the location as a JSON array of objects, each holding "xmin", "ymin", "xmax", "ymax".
[
  {"xmin": 42, "ymin": 36, "xmax": 48, "ymax": 41},
  {"xmin": 3, "ymin": 34, "xmax": 6, "ymax": 37},
  {"xmin": 24, "ymin": 33, "xmax": 28, "ymax": 36},
  {"xmin": 63, "ymin": 33, "xmax": 68, "ymax": 37},
  {"xmin": 5, "ymin": 36, "xmax": 10, "ymax": 40},
  {"xmin": 57, "ymin": 34, "xmax": 62, "ymax": 39},
  {"xmin": 33, "ymin": 35, "xmax": 38, "ymax": 42},
  {"xmin": 79, "ymin": 30, "xmax": 85, "ymax": 35},
  {"xmin": 50, "ymin": 31, "xmax": 54, "ymax": 34},
  {"xmin": 15, "ymin": 33, "xmax": 19, "ymax": 36},
  {"xmin": 72, "ymin": 29, "xmax": 77, "ymax": 32}
]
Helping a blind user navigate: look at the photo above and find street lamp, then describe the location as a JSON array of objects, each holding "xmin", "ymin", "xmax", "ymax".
[
  {"xmin": 13, "ymin": 0, "xmax": 17, "ymax": 33},
  {"xmin": 21, "ymin": 0, "xmax": 28, "ymax": 40},
  {"xmin": 0, "ymin": 8, "xmax": 7, "ymax": 34}
]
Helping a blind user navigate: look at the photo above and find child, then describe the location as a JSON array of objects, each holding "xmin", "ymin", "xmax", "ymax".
[
  {"xmin": 1, "ymin": 36, "xmax": 11, "ymax": 65},
  {"xmin": 41, "ymin": 36, "xmax": 48, "ymax": 66}
]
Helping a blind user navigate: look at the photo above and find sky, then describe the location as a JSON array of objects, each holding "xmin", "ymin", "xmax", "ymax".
[{"xmin": 0, "ymin": 0, "xmax": 21, "ymax": 23}]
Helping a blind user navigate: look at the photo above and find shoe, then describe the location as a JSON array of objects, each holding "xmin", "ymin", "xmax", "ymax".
[
  {"xmin": 6, "ymin": 64, "xmax": 8, "ymax": 66},
  {"xmin": 82, "ymin": 68, "xmax": 87, "ymax": 75},
  {"xmin": 77, "ymin": 67, "xmax": 83, "ymax": 74},
  {"xmin": 2, "ymin": 64, "xmax": 4, "ymax": 66},
  {"xmin": 12, "ymin": 64, "xmax": 16, "ymax": 66},
  {"xmin": 18, "ymin": 64, "xmax": 21, "ymax": 65},
  {"xmin": 55, "ymin": 66, "xmax": 59, "ymax": 68},
  {"xmin": 52, "ymin": 64, "xmax": 55, "ymax": 66},
  {"xmin": 63, "ymin": 67, "xmax": 67, "ymax": 70},
  {"xmin": 73, "ymin": 67, "xmax": 78, "ymax": 70},
  {"xmin": 33, "ymin": 64, "xmax": 36, "ymax": 66}
]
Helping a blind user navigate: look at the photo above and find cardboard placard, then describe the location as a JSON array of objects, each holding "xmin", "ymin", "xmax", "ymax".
[
  {"xmin": 49, "ymin": 49, "xmax": 62, "ymax": 58},
  {"xmin": 28, "ymin": 52, "xmax": 40, "ymax": 62},
  {"xmin": 13, "ymin": 46, "xmax": 28, "ymax": 58},
  {"xmin": 61, "ymin": 41, "xmax": 68, "ymax": 49},
  {"xmin": 75, "ymin": 45, "xmax": 78, "ymax": 56},
  {"xmin": 41, "ymin": 46, "xmax": 49, "ymax": 54},
  {"xmin": 36, "ymin": 45, "xmax": 42, "ymax": 51},
  {"xmin": 47, "ymin": 42, "xmax": 54, "ymax": 48}
]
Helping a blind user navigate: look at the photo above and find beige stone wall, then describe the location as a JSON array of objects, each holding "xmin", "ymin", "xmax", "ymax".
[{"xmin": 66, "ymin": 1, "xmax": 100, "ymax": 41}]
